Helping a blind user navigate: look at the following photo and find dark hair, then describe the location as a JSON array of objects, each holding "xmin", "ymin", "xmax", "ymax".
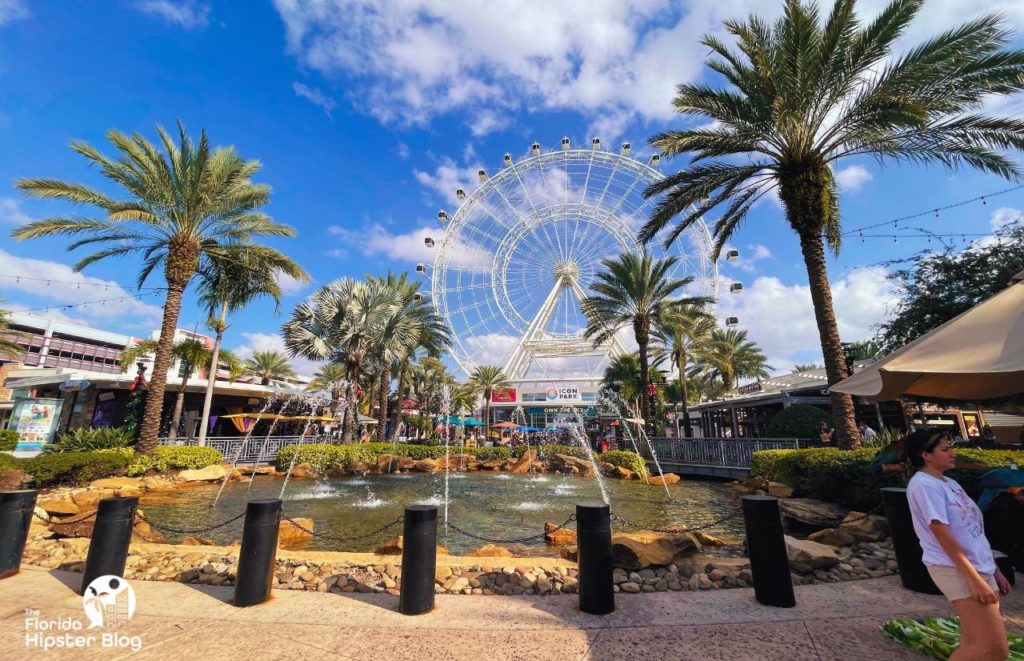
[{"xmin": 904, "ymin": 429, "xmax": 949, "ymax": 468}]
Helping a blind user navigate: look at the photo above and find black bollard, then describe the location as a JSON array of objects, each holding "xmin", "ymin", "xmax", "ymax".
[
  {"xmin": 0, "ymin": 490, "xmax": 38, "ymax": 579},
  {"xmin": 234, "ymin": 499, "xmax": 282, "ymax": 607},
  {"xmin": 577, "ymin": 502, "xmax": 614, "ymax": 615},
  {"xmin": 880, "ymin": 487, "xmax": 941, "ymax": 594},
  {"xmin": 742, "ymin": 495, "xmax": 796, "ymax": 608},
  {"xmin": 399, "ymin": 504, "xmax": 438, "ymax": 615},
  {"xmin": 80, "ymin": 497, "xmax": 138, "ymax": 595}
]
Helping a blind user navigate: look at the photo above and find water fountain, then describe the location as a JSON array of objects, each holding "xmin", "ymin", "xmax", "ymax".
[
  {"xmin": 212, "ymin": 393, "xmax": 280, "ymax": 507},
  {"xmin": 598, "ymin": 389, "xmax": 670, "ymax": 497},
  {"xmin": 439, "ymin": 384, "xmax": 452, "ymax": 529},
  {"xmin": 566, "ymin": 408, "xmax": 609, "ymax": 504}
]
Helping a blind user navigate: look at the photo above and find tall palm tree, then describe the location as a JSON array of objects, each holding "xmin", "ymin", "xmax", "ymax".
[
  {"xmin": 653, "ymin": 304, "xmax": 716, "ymax": 437},
  {"xmin": 307, "ymin": 363, "xmax": 348, "ymax": 437},
  {"xmin": 282, "ymin": 278, "xmax": 395, "ymax": 442},
  {"xmin": 13, "ymin": 123, "xmax": 297, "ymax": 455},
  {"xmin": 120, "ymin": 338, "xmax": 240, "ymax": 440},
  {"xmin": 602, "ymin": 354, "xmax": 645, "ymax": 409},
  {"xmin": 639, "ymin": 0, "xmax": 1024, "ymax": 448},
  {"xmin": 0, "ymin": 303, "xmax": 25, "ymax": 360},
  {"xmin": 410, "ymin": 356, "xmax": 454, "ymax": 427},
  {"xmin": 791, "ymin": 363, "xmax": 822, "ymax": 373},
  {"xmin": 692, "ymin": 328, "xmax": 771, "ymax": 390},
  {"xmin": 467, "ymin": 365, "xmax": 511, "ymax": 439},
  {"xmin": 194, "ymin": 244, "xmax": 308, "ymax": 446},
  {"xmin": 244, "ymin": 350, "xmax": 296, "ymax": 386},
  {"xmin": 582, "ymin": 251, "xmax": 711, "ymax": 436},
  {"xmin": 449, "ymin": 383, "xmax": 478, "ymax": 420}
]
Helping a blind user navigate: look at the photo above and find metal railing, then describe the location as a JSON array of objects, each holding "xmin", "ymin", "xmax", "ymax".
[
  {"xmin": 158, "ymin": 435, "xmax": 322, "ymax": 463},
  {"xmin": 645, "ymin": 437, "xmax": 800, "ymax": 468}
]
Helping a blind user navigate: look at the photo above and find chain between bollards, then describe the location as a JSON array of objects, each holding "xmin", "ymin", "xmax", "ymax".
[
  {"xmin": 610, "ymin": 504, "xmax": 744, "ymax": 534},
  {"xmin": 138, "ymin": 511, "xmax": 247, "ymax": 536},
  {"xmin": 442, "ymin": 513, "xmax": 576, "ymax": 545},
  {"xmin": 279, "ymin": 512, "xmax": 404, "ymax": 543}
]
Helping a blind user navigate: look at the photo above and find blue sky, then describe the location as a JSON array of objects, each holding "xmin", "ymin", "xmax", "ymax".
[{"xmin": 1, "ymin": 0, "xmax": 1023, "ymax": 378}]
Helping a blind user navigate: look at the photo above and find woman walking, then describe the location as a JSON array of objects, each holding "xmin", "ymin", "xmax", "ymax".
[{"xmin": 906, "ymin": 430, "xmax": 1012, "ymax": 660}]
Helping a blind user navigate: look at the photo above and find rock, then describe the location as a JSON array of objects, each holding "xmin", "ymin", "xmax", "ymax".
[
  {"xmin": 838, "ymin": 512, "xmax": 888, "ymax": 542},
  {"xmin": 178, "ymin": 465, "xmax": 227, "ymax": 482},
  {"xmin": 807, "ymin": 527, "xmax": 856, "ymax": 547},
  {"xmin": 552, "ymin": 454, "xmax": 593, "ymax": 476},
  {"xmin": 39, "ymin": 500, "xmax": 79, "ymax": 517},
  {"xmin": 560, "ymin": 546, "xmax": 578, "ymax": 562},
  {"xmin": 375, "ymin": 536, "xmax": 403, "ymax": 555},
  {"xmin": 785, "ymin": 535, "xmax": 840, "ymax": 573},
  {"xmin": 694, "ymin": 531, "xmax": 739, "ymax": 547},
  {"xmin": 289, "ymin": 467, "xmax": 313, "ymax": 479},
  {"xmin": 767, "ymin": 482, "xmax": 793, "ymax": 498},
  {"xmin": 48, "ymin": 509, "xmax": 98, "ymax": 538},
  {"xmin": 610, "ymin": 532, "xmax": 701, "ymax": 570},
  {"xmin": 481, "ymin": 459, "xmax": 505, "ymax": 471},
  {"xmin": 779, "ymin": 498, "xmax": 849, "ymax": 528},
  {"xmin": 620, "ymin": 581, "xmax": 641, "ymax": 593},
  {"xmin": 88, "ymin": 477, "xmax": 143, "ymax": 490},
  {"xmin": 411, "ymin": 459, "xmax": 439, "ymax": 473},
  {"xmin": 71, "ymin": 490, "xmax": 111, "ymax": 509},
  {"xmin": 377, "ymin": 454, "xmax": 401, "ymax": 473},
  {"xmin": 278, "ymin": 517, "xmax": 314, "ymax": 547},
  {"xmin": 32, "ymin": 506, "xmax": 50, "ymax": 523},
  {"xmin": 435, "ymin": 565, "xmax": 452, "ymax": 581},
  {"xmin": 647, "ymin": 473, "xmax": 680, "ymax": 486},
  {"xmin": 509, "ymin": 449, "xmax": 536, "ymax": 474},
  {"xmin": 614, "ymin": 466, "xmax": 634, "ymax": 480},
  {"xmin": 181, "ymin": 537, "xmax": 216, "ymax": 546},
  {"xmin": 544, "ymin": 522, "xmax": 577, "ymax": 545},
  {"xmin": 467, "ymin": 544, "xmax": 514, "ymax": 557},
  {"xmin": 140, "ymin": 476, "xmax": 179, "ymax": 491},
  {"xmin": 131, "ymin": 519, "xmax": 165, "ymax": 543}
]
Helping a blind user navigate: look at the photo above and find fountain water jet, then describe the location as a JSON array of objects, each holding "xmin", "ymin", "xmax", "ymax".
[
  {"xmin": 213, "ymin": 393, "xmax": 279, "ymax": 507},
  {"xmin": 599, "ymin": 389, "xmax": 670, "ymax": 497}
]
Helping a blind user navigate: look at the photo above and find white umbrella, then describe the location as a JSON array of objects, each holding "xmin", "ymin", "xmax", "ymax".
[{"xmin": 831, "ymin": 270, "xmax": 1024, "ymax": 401}]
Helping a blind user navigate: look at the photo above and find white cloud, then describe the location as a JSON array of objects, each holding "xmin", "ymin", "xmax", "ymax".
[
  {"xmin": 413, "ymin": 157, "xmax": 483, "ymax": 206},
  {"xmin": 397, "ymin": 141, "xmax": 411, "ymax": 160},
  {"xmin": 292, "ymin": 82, "xmax": 337, "ymax": 117},
  {"xmin": 135, "ymin": 0, "xmax": 210, "ymax": 28},
  {"xmin": 231, "ymin": 331, "xmax": 321, "ymax": 379},
  {"xmin": 0, "ymin": 249, "xmax": 164, "ymax": 328},
  {"xmin": 461, "ymin": 333, "xmax": 518, "ymax": 372},
  {"xmin": 329, "ymin": 222, "xmax": 490, "ymax": 268},
  {"xmin": 989, "ymin": 206, "xmax": 1021, "ymax": 232},
  {"xmin": 722, "ymin": 242, "xmax": 772, "ymax": 273},
  {"xmin": 715, "ymin": 267, "xmax": 899, "ymax": 373},
  {"xmin": 835, "ymin": 164, "xmax": 873, "ymax": 193},
  {"xmin": 0, "ymin": 0, "xmax": 27, "ymax": 25},
  {"xmin": 0, "ymin": 197, "xmax": 31, "ymax": 225},
  {"xmin": 469, "ymin": 111, "xmax": 510, "ymax": 137},
  {"xmin": 274, "ymin": 271, "xmax": 309, "ymax": 297}
]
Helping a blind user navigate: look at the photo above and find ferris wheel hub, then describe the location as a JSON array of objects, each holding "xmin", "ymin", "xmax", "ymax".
[{"xmin": 553, "ymin": 260, "xmax": 580, "ymax": 282}]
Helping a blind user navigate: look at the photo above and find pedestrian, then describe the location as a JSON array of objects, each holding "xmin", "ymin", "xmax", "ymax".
[
  {"xmin": 818, "ymin": 421, "xmax": 834, "ymax": 444},
  {"xmin": 857, "ymin": 420, "xmax": 878, "ymax": 439},
  {"xmin": 905, "ymin": 430, "xmax": 1012, "ymax": 661},
  {"xmin": 980, "ymin": 425, "xmax": 998, "ymax": 449}
]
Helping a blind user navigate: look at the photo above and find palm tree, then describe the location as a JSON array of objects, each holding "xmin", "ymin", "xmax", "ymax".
[
  {"xmin": 282, "ymin": 278, "xmax": 396, "ymax": 442},
  {"xmin": 467, "ymin": 365, "xmax": 511, "ymax": 440},
  {"xmin": 639, "ymin": 0, "xmax": 1024, "ymax": 448},
  {"xmin": 582, "ymin": 251, "xmax": 711, "ymax": 436},
  {"xmin": 449, "ymin": 383, "xmax": 478, "ymax": 420},
  {"xmin": 119, "ymin": 338, "xmax": 240, "ymax": 440},
  {"xmin": 13, "ymin": 123, "xmax": 297, "ymax": 455},
  {"xmin": 194, "ymin": 244, "xmax": 308, "ymax": 446},
  {"xmin": 307, "ymin": 363, "xmax": 348, "ymax": 437},
  {"xmin": 692, "ymin": 328, "xmax": 771, "ymax": 390},
  {"xmin": 846, "ymin": 340, "xmax": 882, "ymax": 361},
  {"xmin": 653, "ymin": 304, "xmax": 715, "ymax": 437},
  {"xmin": 602, "ymin": 354, "xmax": 645, "ymax": 409},
  {"xmin": 0, "ymin": 302, "xmax": 25, "ymax": 360},
  {"xmin": 244, "ymin": 351, "xmax": 296, "ymax": 386},
  {"xmin": 791, "ymin": 363, "xmax": 821, "ymax": 373}
]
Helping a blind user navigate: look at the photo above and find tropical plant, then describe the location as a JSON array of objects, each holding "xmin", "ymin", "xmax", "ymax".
[
  {"xmin": 307, "ymin": 363, "xmax": 349, "ymax": 432},
  {"xmin": 120, "ymin": 338, "xmax": 240, "ymax": 439},
  {"xmin": 0, "ymin": 302, "xmax": 26, "ymax": 360},
  {"xmin": 846, "ymin": 340, "xmax": 882, "ymax": 362},
  {"xmin": 467, "ymin": 365, "xmax": 511, "ymax": 438},
  {"xmin": 194, "ymin": 243, "xmax": 308, "ymax": 445},
  {"xmin": 602, "ymin": 353, "xmax": 667, "ymax": 410},
  {"xmin": 791, "ymin": 363, "xmax": 821, "ymax": 373},
  {"xmin": 45, "ymin": 427, "xmax": 133, "ymax": 453},
  {"xmin": 638, "ymin": 0, "xmax": 1024, "ymax": 448},
  {"xmin": 765, "ymin": 404, "xmax": 833, "ymax": 440},
  {"xmin": 448, "ymin": 383, "xmax": 478, "ymax": 419},
  {"xmin": 13, "ymin": 123, "xmax": 297, "ymax": 455},
  {"xmin": 282, "ymin": 278, "xmax": 396, "ymax": 442},
  {"xmin": 583, "ymin": 251, "xmax": 712, "ymax": 436},
  {"xmin": 243, "ymin": 350, "xmax": 296, "ymax": 386},
  {"xmin": 690, "ymin": 328, "xmax": 771, "ymax": 389},
  {"xmin": 653, "ymin": 303, "xmax": 715, "ymax": 436}
]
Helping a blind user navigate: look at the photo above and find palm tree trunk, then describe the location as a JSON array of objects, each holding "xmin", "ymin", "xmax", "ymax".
[
  {"xmin": 136, "ymin": 281, "xmax": 187, "ymax": 456},
  {"xmin": 678, "ymin": 347, "xmax": 691, "ymax": 438},
  {"xmin": 376, "ymin": 366, "xmax": 389, "ymax": 442},
  {"xmin": 343, "ymin": 382, "xmax": 356, "ymax": 443},
  {"xmin": 388, "ymin": 359, "xmax": 409, "ymax": 441},
  {"xmin": 483, "ymin": 389, "xmax": 491, "ymax": 442},
  {"xmin": 168, "ymin": 379, "xmax": 188, "ymax": 440},
  {"xmin": 635, "ymin": 320, "xmax": 654, "ymax": 438},
  {"xmin": 197, "ymin": 303, "xmax": 227, "ymax": 447},
  {"xmin": 797, "ymin": 229, "xmax": 859, "ymax": 449}
]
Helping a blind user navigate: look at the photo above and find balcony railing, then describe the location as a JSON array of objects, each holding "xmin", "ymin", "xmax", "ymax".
[
  {"xmin": 159, "ymin": 435, "xmax": 322, "ymax": 464},
  {"xmin": 643, "ymin": 437, "xmax": 800, "ymax": 468}
]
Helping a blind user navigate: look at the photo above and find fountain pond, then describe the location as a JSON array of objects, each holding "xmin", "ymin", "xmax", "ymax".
[{"xmin": 141, "ymin": 472, "xmax": 744, "ymax": 556}]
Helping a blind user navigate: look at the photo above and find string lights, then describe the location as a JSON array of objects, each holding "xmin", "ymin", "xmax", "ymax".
[
  {"xmin": 0, "ymin": 273, "xmax": 169, "ymax": 291},
  {"xmin": 12, "ymin": 290, "xmax": 162, "ymax": 315}
]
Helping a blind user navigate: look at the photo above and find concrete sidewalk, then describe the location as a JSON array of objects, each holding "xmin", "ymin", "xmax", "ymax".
[{"xmin": 2, "ymin": 566, "xmax": 1022, "ymax": 660}]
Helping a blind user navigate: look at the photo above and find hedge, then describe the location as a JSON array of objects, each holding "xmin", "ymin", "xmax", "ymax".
[
  {"xmin": 0, "ymin": 446, "xmax": 224, "ymax": 486},
  {"xmin": 751, "ymin": 447, "xmax": 1024, "ymax": 510},
  {"xmin": 600, "ymin": 450, "xmax": 650, "ymax": 477},
  {"xmin": 765, "ymin": 404, "xmax": 831, "ymax": 440},
  {"xmin": 0, "ymin": 429, "xmax": 19, "ymax": 452}
]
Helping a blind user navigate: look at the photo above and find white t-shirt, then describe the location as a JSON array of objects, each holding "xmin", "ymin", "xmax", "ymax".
[{"xmin": 906, "ymin": 471, "xmax": 996, "ymax": 574}]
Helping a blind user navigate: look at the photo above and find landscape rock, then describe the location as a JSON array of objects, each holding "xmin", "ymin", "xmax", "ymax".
[
  {"xmin": 411, "ymin": 459, "xmax": 439, "ymax": 473},
  {"xmin": 47, "ymin": 509, "xmax": 98, "ymax": 538},
  {"xmin": 279, "ymin": 517, "xmax": 314, "ymax": 547},
  {"xmin": 648, "ymin": 473, "xmax": 680, "ymax": 487},
  {"xmin": 614, "ymin": 466, "xmax": 634, "ymax": 480},
  {"xmin": 779, "ymin": 498, "xmax": 849, "ymax": 528},
  {"xmin": 377, "ymin": 454, "xmax": 401, "ymax": 473},
  {"xmin": 544, "ymin": 521, "xmax": 577, "ymax": 545},
  {"xmin": 838, "ymin": 512, "xmax": 889, "ymax": 542},
  {"xmin": 611, "ymin": 532, "xmax": 701, "ymax": 570},
  {"xmin": 178, "ymin": 465, "xmax": 228, "ymax": 482},
  {"xmin": 467, "ymin": 544, "xmax": 514, "ymax": 557},
  {"xmin": 807, "ymin": 527, "xmax": 856, "ymax": 547},
  {"xmin": 785, "ymin": 535, "xmax": 840, "ymax": 573},
  {"xmin": 508, "ymin": 449, "xmax": 536, "ymax": 474},
  {"xmin": 767, "ymin": 482, "xmax": 793, "ymax": 498},
  {"xmin": 39, "ymin": 500, "xmax": 79, "ymax": 517},
  {"xmin": 89, "ymin": 477, "xmax": 143, "ymax": 490}
]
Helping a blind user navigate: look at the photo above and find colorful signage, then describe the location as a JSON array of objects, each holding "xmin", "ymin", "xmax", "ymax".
[
  {"xmin": 10, "ymin": 397, "xmax": 65, "ymax": 451},
  {"xmin": 544, "ymin": 385, "xmax": 581, "ymax": 402},
  {"xmin": 491, "ymin": 388, "xmax": 517, "ymax": 403}
]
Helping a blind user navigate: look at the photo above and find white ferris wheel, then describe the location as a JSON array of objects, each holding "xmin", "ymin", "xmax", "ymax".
[{"xmin": 422, "ymin": 138, "xmax": 719, "ymax": 382}]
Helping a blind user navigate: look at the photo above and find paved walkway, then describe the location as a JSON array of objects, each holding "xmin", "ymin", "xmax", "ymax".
[{"xmin": 2, "ymin": 566, "xmax": 1022, "ymax": 660}]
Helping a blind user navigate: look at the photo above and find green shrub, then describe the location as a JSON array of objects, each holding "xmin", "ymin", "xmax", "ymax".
[
  {"xmin": 534, "ymin": 445, "xmax": 591, "ymax": 461},
  {"xmin": 157, "ymin": 446, "xmax": 223, "ymax": 470},
  {"xmin": 0, "ymin": 452, "xmax": 21, "ymax": 470},
  {"xmin": 22, "ymin": 450, "xmax": 132, "ymax": 486},
  {"xmin": 471, "ymin": 446, "xmax": 512, "ymax": 461},
  {"xmin": 0, "ymin": 428, "xmax": 19, "ymax": 451},
  {"xmin": 599, "ymin": 450, "xmax": 649, "ymax": 477},
  {"xmin": 765, "ymin": 404, "xmax": 831, "ymax": 440},
  {"xmin": 46, "ymin": 427, "xmax": 132, "ymax": 453}
]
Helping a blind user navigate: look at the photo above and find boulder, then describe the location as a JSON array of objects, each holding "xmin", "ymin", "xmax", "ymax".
[
  {"xmin": 39, "ymin": 500, "xmax": 79, "ymax": 517},
  {"xmin": 598, "ymin": 461, "xmax": 617, "ymax": 476},
  {"xmin": 838, "ymin": 512, "xmax": 889, "ymax": 542},
  {"xmin": 553, "ymin": 454, "xmax": 594, "ymax": 477},
  {"xmin": 131, "ymin": 519, "xmax": 166, "ymax": 543},
  {"xmin": 560, "ymin": 546, "xmax": 578, "ymax": 562},
  {"xmin": 374, "ymin": 535, "xmax": 448, "ymax": 556},
  {"xmin": 236, "ymin": 466, "xmax": 275, "ymax": 476},
  {"xmin": 481, "ymin": 459, "xmax": 505, "ymax": 471},
  {"xmin": 278, "ymin": 517, "xmax": 314, "ymax": 547},
  {"xmin": 48, "ymin": 509, "xmax": 98, "ymax": 538},
  {"xmin": 178, "ymin": 465, "xmax": 227, "ymax": 482},
  {"xmin": 648, "ymin": 473, "xmax": 681, "ymax": 487},
  {"xmin": 614, "ymin": 466, "xmax": 635, "ymax": 480},
  {"xmin": 467, "ymin": 544, "xmax": 514, "ymax": 557},
  {"xmin": 694, "ymin": 531, "xmax": 739, "ymax": 547},
  {"xmin": 509, "ymin": 449, "xmax": 536, "ymax": 474},
  {"xmin": 807, "ymin": 527, "xmax": 856, "ymax": 547},
  {"xmin": 140, "ymin": 476, "xmax": 179, "ymax": 491},
  {"xmin": 767, "ymin": 482, "xmax": 794, "ymax": 499},
  {"xmin": 289, "ymin": 467, "xmax": 314, "ymax": 479},
  {"xmin": 610, "ymin": 531, "xmax": 702, "ymax": 570},
  {"xmin": 348, "ymin": 461, "xmax": 370, "ymax": 475},
  {"xmin": 784, "ymin": 535, "xmax": 840, "ymax": 573},
  {"xmin": 89, "ymin": 477, "xmax": 143, "ymax": 490},
  {"xmin": 544, "ymin": 521, "xmax": 578, "ymax": 545},
  {"xmin": 181, "ymin": 536, "xmax": 216, "ymax": 546},
  {"xmin": 411, "ymin": 459, "xmax": 439, "ymax": 473},
  {"xmin": 779, "ymin": 498, "xmax": 849, "ymax": 528},
  {"xmin": 71, "ymin": 490, "xmax": 114, "ymax": 509},
  {"xmin": 377, "ymin": 454, "xmax": 401, "ymax": 473}
]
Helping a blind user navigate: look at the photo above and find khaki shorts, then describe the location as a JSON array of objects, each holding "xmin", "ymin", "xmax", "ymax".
[{"xmin": 926, "ymin": 565, "xmax": 998, "ymax": 602}]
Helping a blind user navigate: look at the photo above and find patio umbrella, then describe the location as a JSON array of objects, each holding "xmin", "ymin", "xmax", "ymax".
[
  {"xmin": 831, "ymin": 270, "xmax": 1024, "ymax": 401},
  {"xmin": 494, "ymin": 421, "xmax": 519, "ymax": 429},
  {"xmin": 460, "ymin": 418, "xmax": 485, "ymax": 427}
]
